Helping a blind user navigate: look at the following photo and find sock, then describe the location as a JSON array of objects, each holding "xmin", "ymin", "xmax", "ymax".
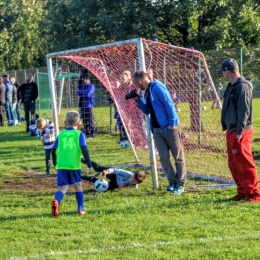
[
  {"xmin": 54, "ymin": 191, "xmax": 64, "ymax": 204},
  {"xmin": 75, "ymin": 192, "xmax": 84, "ymax": 211}
]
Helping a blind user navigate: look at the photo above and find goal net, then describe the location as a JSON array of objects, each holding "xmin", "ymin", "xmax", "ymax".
[{"xmin": 46, "ymin": 38, "xmax": 231, "ymax": 187}]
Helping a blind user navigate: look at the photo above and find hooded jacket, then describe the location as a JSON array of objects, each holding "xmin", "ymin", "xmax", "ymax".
[
  {"xmin": 221, "ymin": 76, "xmax": 253, "ymax": 135},
  {"xmin": 135, "ymin": 80, "xmax": 179, "ymax": 132}
]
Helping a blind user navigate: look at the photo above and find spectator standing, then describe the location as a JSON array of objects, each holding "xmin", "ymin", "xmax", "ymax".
[
  {"xmin": 10, "ymin": 77, "xmax": 21, "ymax": 123},
  {"xmin": 18, "ymin": 74, "xmax": 38, "ymax": 132},
  {"xmin": 77, "ymin": 76, "xmax": 95, "ymax": 138},
  {"xmin": 132, "ymin": 70, "xmax": 187, "ymax": 195},
  {"xmin": 0, "ymin": 76, "xmax": 6, "ymax": 126},
  {"xmin": 217, "ymin": 58, "xmax": 260, "ymax": 203},
  {"xmin": 36, "ymin": 118, "xmax": 55, "ymax": 175},
  {"xmin": 2, "ymin": 74, "xmax": 17, "ymax": 126}
]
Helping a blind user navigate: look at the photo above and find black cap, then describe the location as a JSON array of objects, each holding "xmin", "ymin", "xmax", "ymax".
[
  {"xmin": 2, "ymin": 73, "xmax": 9, "ymax": 77},
  {"xmin": 216, "ymin": 58, "xmax": 239, "ymax": 72}
]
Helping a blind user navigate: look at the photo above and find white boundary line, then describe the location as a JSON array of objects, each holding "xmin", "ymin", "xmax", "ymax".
[{"xmin": 8, "ymin": 233, "xmax": 260, "ymax": 260}]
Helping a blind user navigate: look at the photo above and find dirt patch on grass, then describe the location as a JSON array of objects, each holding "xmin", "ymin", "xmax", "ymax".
[{"xmin": 0, "ymin": 172, "xmax": 93, "ymax": 192}]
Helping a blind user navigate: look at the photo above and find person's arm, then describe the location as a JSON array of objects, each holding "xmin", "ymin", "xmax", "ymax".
[
  {"xmin": 135, "ymin": 98, "xmax": 150, "ymax": 115},
  {"xmin": 79, "ymin": 132, "xmax": 93, "ymax": 174},
  {"xmin": 235, "ymin": 83, "xmax": 252, "ymax": 138},
  {"xmin": 33, "ymin": 83, "xmax": 38, "ymax": 101},
  {"xmin": 153, "ymin": 84, "xmax": 179, "ymax": 127}
]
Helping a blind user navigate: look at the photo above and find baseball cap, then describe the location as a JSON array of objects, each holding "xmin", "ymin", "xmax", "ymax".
[
  {"xmin": 216, "ymin": 58, "xmax": 239, "ymax": 72},
  {"xmin": 2, "ymin": 73, "xmax": 9, "ymax": 77}
]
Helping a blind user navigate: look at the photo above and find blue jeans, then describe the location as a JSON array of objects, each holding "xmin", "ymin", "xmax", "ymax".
[
  {"xmin": 13, "ymin": 102, "xmax": 21, "ymax": 122},
  {"xmin": 5, "ymin": 101, "xmax": 16, "ymax": 124}
]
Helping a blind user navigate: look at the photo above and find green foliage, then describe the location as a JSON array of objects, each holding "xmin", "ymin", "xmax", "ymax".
[{"xmin": 0, "ymin": 0, "xmax": 47, "ymax": 71}]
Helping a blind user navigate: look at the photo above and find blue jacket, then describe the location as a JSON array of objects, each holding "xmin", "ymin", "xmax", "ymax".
[
  {"xmin": 77, "ymin": 83, "xmax": 95, "ymax": 108},
  {"xmin": 135, "ymin": 81, "xmax": 179, "ymax": 132}
]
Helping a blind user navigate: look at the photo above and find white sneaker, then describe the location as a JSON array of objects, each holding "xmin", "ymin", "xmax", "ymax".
[{"xmin": 14, "ymin": 120, "xmax": 18, "ymax": 126}]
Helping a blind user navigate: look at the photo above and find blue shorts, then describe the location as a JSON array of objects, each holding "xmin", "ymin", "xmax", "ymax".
[{"xmin": 57, "ymin": 169, "xmax": 82, "ymax": 186}]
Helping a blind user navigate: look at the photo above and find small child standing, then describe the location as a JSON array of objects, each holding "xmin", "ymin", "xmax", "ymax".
[
  {"xmin": 51, "ymin": 110, "xmax": 93, "ymax": 217},
  {"xmin": 36, "ymin": 118, "xmax": 55, "ymax": 175}
]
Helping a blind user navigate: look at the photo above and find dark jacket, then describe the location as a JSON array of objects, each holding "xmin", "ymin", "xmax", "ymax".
[
  {"xmin": 0, "ymin": 82, "xmax": 6, "ymax": 105},
  {"xmin": 77, "ymin": 83, "xmax": 95, "ymax": 108},
  {"xmin": 18, "ymin": 82, "xmax": 38, "ymax": 103},
  {"xmin": 221, "ymin": 77, "xmax": 253, "ymax": 135}
]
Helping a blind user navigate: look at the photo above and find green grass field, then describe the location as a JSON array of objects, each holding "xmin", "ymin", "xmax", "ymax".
[{"xmin": 1, "ymin": 102, "xmax": 260, "ymax": 259}]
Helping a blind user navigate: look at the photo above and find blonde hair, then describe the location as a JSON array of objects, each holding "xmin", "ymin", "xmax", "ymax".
[
  {"xmin": 36, "ymin": 118, "xmax": 46, "ymax": 129},
  {"xmin": 66, "ymin": 110, "xmax": 80, "ymax": 127}
]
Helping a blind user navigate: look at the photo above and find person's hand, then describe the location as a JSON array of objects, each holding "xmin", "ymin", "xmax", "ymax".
[
  {"xmin": 236, "ymin": 134, "xmax": 242, "ymax": 142},
  {"xmin": 118, "ymin": 184, "xmax": 125, "ymax": 189},
  {"xmin": 88, "ymin": 167, "xmax": 94, "ymax": 175},
  {"xmin": 168, "ymin": 126, "xmax": 177, "ymax": 130}
]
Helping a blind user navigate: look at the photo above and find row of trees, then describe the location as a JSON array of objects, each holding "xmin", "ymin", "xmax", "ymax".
[{"xmin": 1, "ymin": 0, "xmax": 260, "ymax": 71}]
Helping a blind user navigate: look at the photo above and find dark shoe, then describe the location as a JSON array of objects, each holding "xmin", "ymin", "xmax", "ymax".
[
  {"xmin": 166, "ymin": 184, "xmax": 175, "ymax": 191},
  {"xmin": 229, "ymin": 194, "xmax": 247, "ymax": 201},
  {"xmin": 51, "ymin": 199, "xmax": 59, "ymax": 217}
]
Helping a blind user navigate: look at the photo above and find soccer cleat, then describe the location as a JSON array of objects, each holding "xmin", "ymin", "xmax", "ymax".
[
  {"xmin": 51, "ymin": 199, "xmax": 59, "ymax": 217},
  {"xmin": 229, "ymin": 194, "xmax": 246, "ymax": 201},
  {"xmin": 173, "ymin": 187, "xmax": 184, "ymax": 195},
  {"xmin": 78, "ymin": 210, "xmax": 87, "ymax": 215},
  {"xmin": 166, "ymin": 184, "xmax": 175, "ymax": 191}
]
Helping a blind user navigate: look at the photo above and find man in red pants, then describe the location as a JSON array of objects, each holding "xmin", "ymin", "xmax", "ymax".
[{"xmin": 217, "ymin": 58, "xmax": 260, "ymax": 202}]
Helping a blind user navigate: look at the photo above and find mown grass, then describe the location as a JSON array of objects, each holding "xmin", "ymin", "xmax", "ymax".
[{"xmin": 1, "ymin": 102, "xmax": 260, "ymax": 259}]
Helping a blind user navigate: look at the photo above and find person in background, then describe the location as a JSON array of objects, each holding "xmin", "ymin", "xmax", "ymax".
[
  {"xmin": 2, "ymin": 74, "xmax": 17, "ymax": 126},
  {"xmin": 36, "ymin": 118, "xmax": 55, "ymax": 175},
  {"xmin": 211, "ymin": 83, "xmax": 223, "ymax": 109},
  {"xmin": 51, "ymin": 111, "xmax": 93, "ymax": 217},
  {"xmin": 77, "ymin": 76, "xmax": 95, "ymax": 138},
  {"xmin": 0, "ymin": 76, "xmax": 6, "ymax": 126},
  {"xmin": 18, "ymin": 74, "xmax": 38, "ymax": 132},
  {"xmin": 10, "ymin": 77, "xmax": 21, "ymax": 124},
  {"xmin": 217, "ymin": 58, "xmax": 260, "ymax": 203},
  {"xmin": 132, "ymin": 70, "xmax": 187, "ymax": 195}
]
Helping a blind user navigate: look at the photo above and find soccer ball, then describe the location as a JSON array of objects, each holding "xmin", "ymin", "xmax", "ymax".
[
  {"xmin": 202, "ymin": 106, "xmax": 207, "ymax": 111},
  {"xmin": 94, "ymin": 179, "xmax": 109, "ymax": 192},
  {"xmin": 120, "ymin": 140, "xmax": 130, "ymax": 148}
]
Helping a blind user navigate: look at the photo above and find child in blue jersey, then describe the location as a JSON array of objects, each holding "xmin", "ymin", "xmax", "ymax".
[{"xmin": 51, "ymin": 110, "xmax": 93, "ymax": 217}]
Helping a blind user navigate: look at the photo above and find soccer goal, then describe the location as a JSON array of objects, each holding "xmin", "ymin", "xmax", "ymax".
[{"xmin": 46, "ymin": 38, "xmax": 230, "ymax": 189}]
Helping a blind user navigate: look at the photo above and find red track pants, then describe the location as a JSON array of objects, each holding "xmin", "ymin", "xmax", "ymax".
[{"xmin": 226, "ymin": 129, "xmax": 260, "ymax": 198}]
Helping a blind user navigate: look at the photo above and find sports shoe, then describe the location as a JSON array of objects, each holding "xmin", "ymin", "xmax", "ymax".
[
  {"xmin": 229, "ymin": 194, "xmax": 246, "ymax": 201},
  {"xmin": 243, "ymin": 196, "xmax": 260, "ymax": 203},
  {"xmin": 51, "ymin": 199, "xmax": 59, "ymax": 217},
  {"xmin": 14, "ymin": 120, "xmax": 18, "ymax": 126},
  {"xmin": 166, "ymin": 184, "xmax": 175, "ymax": 191},
  {"xmin": 78, "ymin": 210, "xmax": 87, "ymax": 215},
  {"xmin": 173, "ymin": 187, "xmax": 184, "ymax": 195}
]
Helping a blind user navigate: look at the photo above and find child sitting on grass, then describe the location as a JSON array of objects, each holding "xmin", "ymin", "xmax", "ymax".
[
  {"xmin": 51, "ymin": 110, "xmax": 93, "ymax": 217},
  {"xmin": 81, "ymin": 160, "xmax": 147, "ymax": 190},
  {"xmin": 36, "ymin": 118, "xmax": 55, "ymax": 175}
]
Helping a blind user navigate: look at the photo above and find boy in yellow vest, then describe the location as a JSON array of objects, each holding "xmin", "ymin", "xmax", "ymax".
[{"xmin": 51, "ymin": 110, "xmax": 93, "ymax": 217}]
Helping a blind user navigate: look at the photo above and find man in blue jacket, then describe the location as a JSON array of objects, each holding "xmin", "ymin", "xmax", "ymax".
[
  {"xmin": 77, "ymin": 76, "xmax": 95, "ymax": 138},
  {"xmin": 132, "ymin": 70, "xmax": 187, "ymax": 195}
]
